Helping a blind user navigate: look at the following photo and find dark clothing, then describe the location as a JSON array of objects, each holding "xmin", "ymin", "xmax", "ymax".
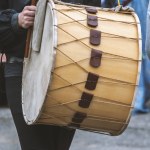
[
  {"xmin": 5, "ymin": 76, "xmax": 75, "ymax": 150},
  {"xmin": 102, "ymin": 0, "xmax": 132, "ymax": 8},
  {"xmin": 103, "ymin": 0, "xmax": 116, "ymax": 7},
  {"xmin": 83, "ymin": 0, "xmax": 101, "ymax": 6},
  {"xmin": 0, "ymin": 0, "xmax": 28, "ymax": 58},
  {"xmin": 0, "ymin": 0, "xmax": 28, "ymax": 77},
  {"xmin": 0, "ymin": 62, "xmax": 7, "ymax": 106},
  {"xmin": 62, "ymin": 0, "xmax": 101, "ymax": 6}
]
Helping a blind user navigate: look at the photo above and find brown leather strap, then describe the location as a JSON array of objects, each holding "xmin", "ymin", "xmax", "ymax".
[
  {"xmin": 85, "ymin": 72, "xmax": 99, "ymax": 90},
  {"xmin": 86, "ymin": 7, "xmax": 97, "ymax": 14},
  {"xmin": 90, "ymin": 49, "xmax": 102, "ymax": 68},
  {"xmin": 90, "ymin": 29, "xmax": 101, "ymax": 46},
  {"xmin": 79, "ymin": 92, "xmax": 93, "ymax": 108},
  {"xmin": 72, "ymin": 112, "xmax": 87, "ymax": 123},
  {"xmin": 87, "ymin": 15, "xmax": 98, "ymax": 27}
]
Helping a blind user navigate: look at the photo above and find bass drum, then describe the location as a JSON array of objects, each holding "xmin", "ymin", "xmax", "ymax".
[{"xmin": 22, "ymin": 0, "xmax": 142, "ymax": 136}]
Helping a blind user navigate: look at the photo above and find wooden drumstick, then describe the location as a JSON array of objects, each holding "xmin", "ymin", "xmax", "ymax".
[{"xmin": 24, "ymin": 0, "xmax": 38, "ymax": 58}]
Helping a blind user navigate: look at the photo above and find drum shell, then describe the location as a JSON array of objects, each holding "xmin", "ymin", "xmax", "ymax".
[{"xmin": 22, "ymin": 0, "xmax": 142, "ymax": 136}]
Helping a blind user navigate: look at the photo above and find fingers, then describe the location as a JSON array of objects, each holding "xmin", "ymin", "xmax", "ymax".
[
  {"xmin": 112, "ymin": 5, "xmax": 134, "ymax": 12},
  {"xmin": 18, "ymin": 5, "xmax": 36, "ymax": 29},
  {"xmin": 24, "ymin": 16, "xmax": 35, "ymax": 21},
  {"xmin": 23, "ymin": 6, "xmax": 36, "ymax": 17},
  {"xmin": 114, "ymin": 5, "xmax": 123, "ymax": 12},
  {"xmin": 122, "ymin": 6, "xmax": 134, "ymax": 12},
  {"xmin": 24, "ymin": 5, "xmax": 36, "ymax": 11},
  {"xmin": 23, "ymin": 10, "xmax": 35, "ymax": 17}
]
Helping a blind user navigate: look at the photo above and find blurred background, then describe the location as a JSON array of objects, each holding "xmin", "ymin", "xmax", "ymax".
[
  {"xmin": 1, "ymin": 0, "xmax": 150, "ymax": 150},
  {"xmin": 0, "ymin": 107, "xmax": 150, "ymax": 150}
]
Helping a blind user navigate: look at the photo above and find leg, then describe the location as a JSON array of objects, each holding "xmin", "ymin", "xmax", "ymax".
[
  {"xmin": 5, "ymin": 76, "xmax": 75, "ymax": 150},
  {"xmin": 56, "ymin": 127, "xmax": 75, "ymax": 150}
]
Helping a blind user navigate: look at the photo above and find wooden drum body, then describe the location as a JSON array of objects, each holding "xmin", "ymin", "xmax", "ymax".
[{"xmin": 22, "ymin": 0, "xmax": 142, "ymax": 135}]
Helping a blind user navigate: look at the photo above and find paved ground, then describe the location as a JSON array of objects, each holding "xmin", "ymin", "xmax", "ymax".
[{"xmin": 0, "ymin": 108, "xmax": 150, "ymax": 150}]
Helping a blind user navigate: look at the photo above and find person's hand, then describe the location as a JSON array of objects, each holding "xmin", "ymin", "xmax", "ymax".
[
  {"xmin": 113, "ymin": 5, "xmax": 134, "ymax": 12},
  {"xmin": 18, "ymin": 5, "xmax": 36, "ymax": 29}
]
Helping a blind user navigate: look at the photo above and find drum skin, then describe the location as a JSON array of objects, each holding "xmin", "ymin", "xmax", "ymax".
[{"xmin": 22, "ymin": 0, "xmax": 142, "ymax": 136}]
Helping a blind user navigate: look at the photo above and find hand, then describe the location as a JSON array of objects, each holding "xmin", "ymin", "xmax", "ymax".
[
  {"xmin": 111, "ymin": 5, "xmax": 134, "ymax": 12},
  {"xmin": 18, "ymin": 5, "xmax": 36, "ymax": 29}
]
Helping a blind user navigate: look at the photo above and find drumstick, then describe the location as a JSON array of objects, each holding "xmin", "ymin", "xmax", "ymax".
[{"xmin": 24, "ymin": 0, "xmax": 38, "ymax": 58}]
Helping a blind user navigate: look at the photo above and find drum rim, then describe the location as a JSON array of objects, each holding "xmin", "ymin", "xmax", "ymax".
[
  {"xmin": 22, "ymin": 0, "xmax": 57, "ymax": 124},
  {"xmin": 116, "ymin": 12, "xmax": 142, "ymax": 135}
]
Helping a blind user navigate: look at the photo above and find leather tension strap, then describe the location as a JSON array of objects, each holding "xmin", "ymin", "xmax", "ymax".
[
  {"xmin": 90, "ymin": 29, "xmax": 101, "ymax": 45},
  {"xmin": 72, "ymin": 112, "xmax": 87, "ymax": 123},
  {"xmin": 86, "ymin": 7, "xmax": 97, "ymax": 14},
  {"xmin": 79, "ymin": 92, "xmax": 94, "ymax": 108},
  {"xmin": 85, "ymin": 72, "xmax": 99, "ymax": 90},
  {"xmin": 90, "ymin": 49, "xmax": 102, "ymax": 68},
  {"xmin": 87, "ymin": 15, "xmax": 98, "ymax": 27}
]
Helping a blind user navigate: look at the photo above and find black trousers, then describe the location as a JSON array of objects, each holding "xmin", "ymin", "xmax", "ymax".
[{"xmin": 5, "ymin": 76, "xmax": 75, "ymax": 150}]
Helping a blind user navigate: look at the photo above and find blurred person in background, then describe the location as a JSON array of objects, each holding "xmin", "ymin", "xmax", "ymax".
[
  {"xmin": 102, "ymin": 0, "xmax": 150, "ymax": 114},
  {"xmin": 101, "ymin": 0, "xmax": 116, "ymax": 7},
  {"xmin": 129, "ymin": 0, "xmax": 150, "ymax": 114},
  {"xmin": 101, "ymin": 0, "xmax": 131, "ymax": 7},
  {"xmin": 146, "ymin": 2, "xmax": 150, "ymax": 59},
  {"xmin": 146, "ymin": 2, "xmax": 150, "ymax": 108}
]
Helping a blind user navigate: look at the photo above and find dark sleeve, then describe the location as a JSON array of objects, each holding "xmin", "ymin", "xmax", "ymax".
[
  {"xmin": 0, "ymin": 0, "xmax": 8, "ymax": 10},
  {"xmin": 0, "ymin": 2, "xmax": 26, "ymax": 53}
]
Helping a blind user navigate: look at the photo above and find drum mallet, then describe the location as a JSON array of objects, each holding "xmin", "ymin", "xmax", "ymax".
[{"xmin": 24, "ymin": 0, "xmax": 38, "ymax": 58}]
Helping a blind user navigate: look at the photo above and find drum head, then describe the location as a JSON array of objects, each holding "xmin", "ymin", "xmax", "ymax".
[{"xmin": 22, "ymin": 1, "xmax": 57, "ymax": 124}]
